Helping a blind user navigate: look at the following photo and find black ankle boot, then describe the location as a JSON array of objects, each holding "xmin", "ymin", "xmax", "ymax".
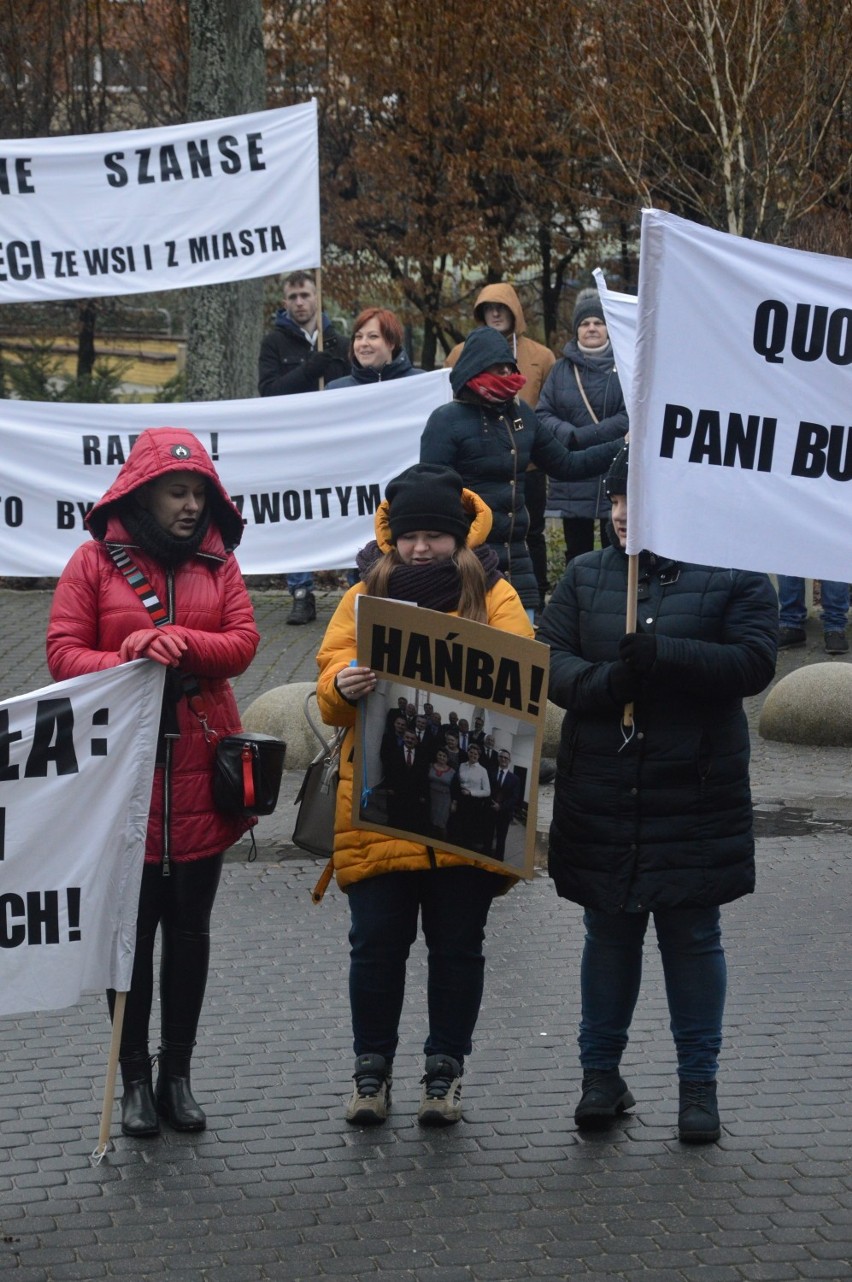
[
  {"xmin": 574, "ymin": 1068, "xmax": 636, "ymax": 1130},
  {"xmin": 119, "ymin": 1053, "xmax": 159, "ymax": 1138},
  {"xmin": 678, "ymin": 1079, "xmax": 720, "ymax": 1143},
  {"xmin": 155, "ymin": 1042, "xmax": 206, "ymax": 1131}
]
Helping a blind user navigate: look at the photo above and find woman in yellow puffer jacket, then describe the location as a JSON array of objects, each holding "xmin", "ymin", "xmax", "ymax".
[{"xmin": 316, "ymin": 463, "xmax": 533, "ymax": 1128}]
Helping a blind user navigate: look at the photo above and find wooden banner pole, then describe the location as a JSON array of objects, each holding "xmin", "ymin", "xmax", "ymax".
[
  {"xmin": 91, "ymin": 989, "xmax": 126, "ymax": 1163},
  {"xmin": 622, "ymin": 552, "xmax": 639, "ymax": 730}
]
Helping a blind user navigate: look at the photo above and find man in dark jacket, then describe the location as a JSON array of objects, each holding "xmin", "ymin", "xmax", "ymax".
[
  {"xmin": 420, "ymin": 327, "xmax": 619, "ymax": 613},
  {"xmin": 486, "ymin": 750, "xmax": 523, "ymax": 861},
  {"xmin": 258, "ymin": 270, "xmax": 349, "ymax": 396},
  {"xmin": 384, "ymin": 728, "xmax": 430, "ymax": 831},
  {"xmin": 537, "ymin": 446, "xmax": 777, "ymax": 1144},
  {"xmin": 257, "ymin": 270, "xmax": 349, "ymax": 624}
]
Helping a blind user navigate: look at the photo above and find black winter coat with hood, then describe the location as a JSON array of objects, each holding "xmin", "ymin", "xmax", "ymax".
[
  {"xmin": 537, "ymin": 540, "xmax": 777, "ymax": 912},
  {"xmin": 419, "ymin": 327, "xmax": 619, "ymax": 608}
]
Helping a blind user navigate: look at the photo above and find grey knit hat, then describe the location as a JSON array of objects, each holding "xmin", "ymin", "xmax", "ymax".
[{"xmin": 572, "ymin": 288, "xmax": 605, "ymax": 333}]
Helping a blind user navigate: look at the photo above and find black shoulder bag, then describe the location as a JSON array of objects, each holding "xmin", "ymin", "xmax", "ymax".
[{"xmin": 107, "ymin": 543, "xmax": 286, "ymax": 817}]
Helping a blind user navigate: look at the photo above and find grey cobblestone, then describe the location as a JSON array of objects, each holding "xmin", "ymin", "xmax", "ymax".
[{"xmin": 3, "ymin": 587, "xmax": 852, "ymax": 1279}]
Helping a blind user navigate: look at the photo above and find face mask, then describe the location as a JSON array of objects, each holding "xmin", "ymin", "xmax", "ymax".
[{"xmin": 466, "ymin": 371, "xmax": 526, "ymax": 403}]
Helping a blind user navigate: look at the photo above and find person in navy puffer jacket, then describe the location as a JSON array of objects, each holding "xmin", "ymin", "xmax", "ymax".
[
  {"xmin": 537, "ymin": 446, "xmax": 777, "ymax": 1144},
  {"xmin": 537, "ymin": 288, "xmax": 629, "ymax": 567}
]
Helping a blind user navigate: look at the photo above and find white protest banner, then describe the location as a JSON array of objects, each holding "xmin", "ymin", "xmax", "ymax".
[
  {"xmin": 0, "ymin": 102, "xmax": 318, "ymax": 303},
  {"xmin": 593, "ymin": 267, "xmax": 638, "ymax": 420},
  {"xmin": 0, "ymin": 370, "xmax": 452, "ymax": 576},
  {"xmin": 628, "ymin": 209, "xmax": 852, "ymax": 582},
  {"xmin": 0, "ymin": 662, "xmax": 165, "ymax": 1018}
]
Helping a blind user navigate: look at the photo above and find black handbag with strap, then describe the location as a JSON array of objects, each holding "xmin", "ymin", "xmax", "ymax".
[{"xmin": 107, "ymin": 543, "xmax": 286, "ymax": 817}]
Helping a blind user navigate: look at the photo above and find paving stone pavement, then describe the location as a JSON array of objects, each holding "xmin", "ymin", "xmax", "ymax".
[{"xmin": 2, "ymin": 583, "xmax": 851, "ymax": 1282}]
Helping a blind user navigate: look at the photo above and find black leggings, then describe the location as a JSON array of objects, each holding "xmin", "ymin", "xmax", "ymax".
[{"xmin": 109, "ymin": 853, "xmax": 224, "ymax": 1057}]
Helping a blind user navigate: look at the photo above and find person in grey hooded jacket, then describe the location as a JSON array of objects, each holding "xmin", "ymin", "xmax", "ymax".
[{"xmin": 420, "ymin": 327, "xmax": 619, "ymax": 612}]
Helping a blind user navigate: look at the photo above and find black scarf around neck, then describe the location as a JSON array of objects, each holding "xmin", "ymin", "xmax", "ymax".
[
  {"xmin": 355, "ymin": 540, "xmax": 502, "ymax": 611},
  {"xmin": 121, "ymin": 501, "xmax": 211, "ymax": 566}
]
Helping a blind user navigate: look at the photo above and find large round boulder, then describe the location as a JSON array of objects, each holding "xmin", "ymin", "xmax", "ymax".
[
  {"xmin": 542, "ymin": 700, "xmax": 564, "ymax": 757},
  {"xmin": 759, "ymin": 663, "xmax": 852, "ymax": 746},
  {"xmin": 241, "ymin": 681, "xmax": 326, "ymax": 770}
]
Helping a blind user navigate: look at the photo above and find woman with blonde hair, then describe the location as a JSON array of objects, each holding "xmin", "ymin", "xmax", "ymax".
[{"xmin": 315, "ymin": 463, "xmax": 532, "ymax": 1128}]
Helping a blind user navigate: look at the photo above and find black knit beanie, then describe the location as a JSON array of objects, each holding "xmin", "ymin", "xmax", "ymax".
[
  {"xmin": 572, "ymin": 288, "xmax": 605, "ymax": 333},
  {"xmin": 386, "ymin": 464, "xmax": 471, "ymax": 542},
  {"xmin": 604, "ymin": 445, "xmax": 629, "ymax": 498}
]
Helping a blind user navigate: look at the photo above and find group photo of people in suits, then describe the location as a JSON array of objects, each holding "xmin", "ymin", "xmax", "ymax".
[{"xmin": 359, "ymin": 685, "xmax": 532, "ymax": 867}]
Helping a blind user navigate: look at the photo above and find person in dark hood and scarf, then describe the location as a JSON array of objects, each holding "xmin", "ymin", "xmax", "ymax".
[
  {"xmin": 537, "ymin": 446, "xmax": 777, "ymax": 1144},
  {"xmin": 47, "ymin": 428, "xmax": 259, "ymax": 1141},
  {"xmin": 420, "ymin": 326, "xmax": 619, "ymax": 616},
  {"xmin": 315, "ymin": 464, "xmax": 532, "ymax": 1129}
]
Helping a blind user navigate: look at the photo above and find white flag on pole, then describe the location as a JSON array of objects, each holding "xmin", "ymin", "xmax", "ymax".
[
  {"xmin": 626, "ymin": 209, "xmax": 852, "ymax": 581},
  {"xmin": 0, "ymin": 662, "xmax": 165, "ymax": 1018}
]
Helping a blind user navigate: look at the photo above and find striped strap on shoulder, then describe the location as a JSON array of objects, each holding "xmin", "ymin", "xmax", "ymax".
[{"xmin": 106, "ymin": 543, "xmax": 169, "ymax": 625}]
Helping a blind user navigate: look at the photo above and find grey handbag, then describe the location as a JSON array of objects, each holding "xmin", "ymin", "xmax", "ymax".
[{"xmin": 292, "ymin": 691, "xmax": 345, "ymax": 860}]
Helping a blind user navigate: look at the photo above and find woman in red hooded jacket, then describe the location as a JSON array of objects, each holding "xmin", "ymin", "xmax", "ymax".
[{"xmin": 47, "ymin": 427, "xmax": 259, "ymax": 1139}]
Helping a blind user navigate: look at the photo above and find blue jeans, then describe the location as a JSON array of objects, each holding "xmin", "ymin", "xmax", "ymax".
[
  {"xmin": 287, "ymin": 572, "xmax": 313, "ymax": 594},
  {"xmin": 347, "ymin": 866, "xmax": 501, "ymax": 1067},
  {"xmin": 777, "ymin": 575, "xmax": 849, "ymax": 632},
  {"xmin": 579, "ymin": 907, "xmax": 726, "ymax": 1082}
]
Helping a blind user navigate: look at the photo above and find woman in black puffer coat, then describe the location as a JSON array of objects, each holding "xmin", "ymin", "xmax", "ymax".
[
  {"xmin": 420, "ymin": 327, "xmax": 618, "ymax": 612},
  {"xmin": 537, "ymin": 446, "xmax": 777, "ymax": 1144}
]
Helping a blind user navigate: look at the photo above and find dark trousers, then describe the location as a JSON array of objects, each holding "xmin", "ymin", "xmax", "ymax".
[
  {"xmin": 109, "ymin": 853, "xmax": 224, "ymax": 1057},
  {"xmin": 562, "ymin": 517, "xmax": 607, "ymax": 566},
  {"xmin": 347, "ymin": 866, "xmax": 502, "ymax": 1067},
  {"xmin": 579, "ymin": 907, "xmax": 726, "ymax": 1081},
  {"xmin": 491, "ymin": 812, "xmax": 513, "ymax": 861},
  {"xmin": 525, "ymin": 468, "xmax": 548, "ymax": 601}
]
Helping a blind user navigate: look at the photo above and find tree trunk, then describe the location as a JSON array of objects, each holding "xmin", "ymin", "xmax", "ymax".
[
  {"xmin": 539, "ymin": 227, "xmax": 557, "ymax": 346},
  {"xmin": 185, "ymin": 0, "xmax": 266, "ymax": 403},
  {"xmin": 420, "ymin": 318, "xmax": 440, "ymax": 372},
  {"xmin": 77, "ymin": 301, "xmax": 97, "ymax": 379}
]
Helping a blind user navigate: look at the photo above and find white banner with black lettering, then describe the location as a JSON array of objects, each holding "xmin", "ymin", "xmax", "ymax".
[
  {"xmin": 593, "ymin": 268, "xmax": 638, "ymax": 420},
  {"xmin": 0, "ymin": 102, "xmax": 318, "ymax": 303},
  {"xmin": 0, "ymin": 662, "xmax": 165, "ymax": 1017},
  {"xmin": 628, "ymin": 209, "xmax": 852, "ymax": 582},
  {"xmin": 0, "ymin": 371, "xmax": 452, "ymax": 576}
]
